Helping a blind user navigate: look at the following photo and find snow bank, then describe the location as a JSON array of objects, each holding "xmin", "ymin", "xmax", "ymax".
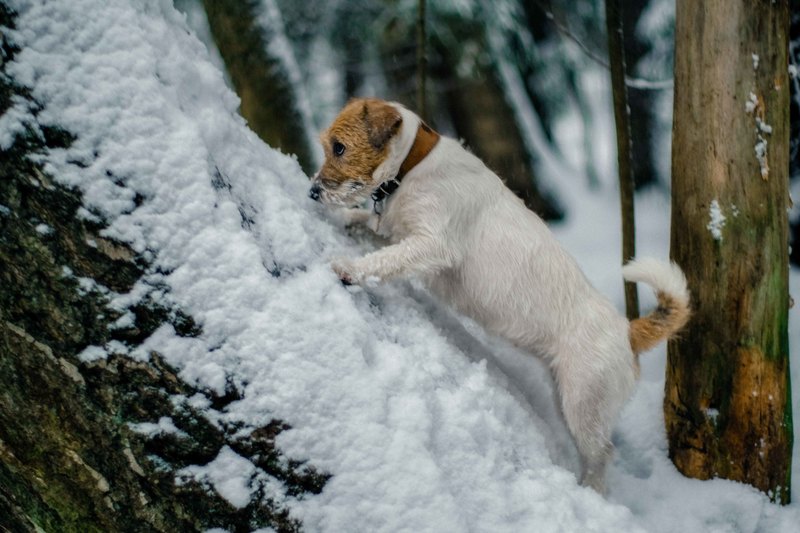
[{"xmin": 5, "ymin": 0, "xmax": 799, "ymax": 531}]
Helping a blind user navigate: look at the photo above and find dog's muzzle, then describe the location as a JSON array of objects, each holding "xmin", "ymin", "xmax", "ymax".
[{"xmin": 308, "ymin": 183, "xmax": 321, "ymax": 202}]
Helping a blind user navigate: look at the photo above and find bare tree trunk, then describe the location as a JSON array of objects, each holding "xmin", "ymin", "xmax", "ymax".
[
  {"xmin": 668, "ymin": 0, "xmax": 792, "ymax": 504},
  {"xmin": 202, "ymin": 0, "xmax": 316, "ymax": 173},
  {"xmin": 416, "ymin": 0, "xmax": 427, "ymax": 121},
  {"xmin": 622, "ymin": 0, "xmax": 658, "ymax": 189},
  {"xmin": 605, "ymin": 0, "xmax": 639, "ymax": 320}
]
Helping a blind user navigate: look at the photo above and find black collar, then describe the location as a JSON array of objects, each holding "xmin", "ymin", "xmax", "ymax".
[
  {"xmin": 371, "ymin": 179, "xmax": 401, "ymax": 204},
  {"xmin": 371, "ymin": 122, "xmax": 440, "ymax": 210}
]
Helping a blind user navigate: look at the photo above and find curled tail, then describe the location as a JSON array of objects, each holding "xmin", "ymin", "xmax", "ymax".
[{"xmin": 622, "ymin": 258, "xmax": 691, "ymax": 355}]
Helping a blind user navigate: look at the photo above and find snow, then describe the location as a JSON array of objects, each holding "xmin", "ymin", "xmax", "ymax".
[
  {"xmin": 744, "ymin": 92, "xmax": 772, "ymax": 179},
  {"xmin": 0, "ymin": 94, "xmax": 38, "ymax": 150},
  {"xmin": 707, "ymin": 199, "xmax": 726, "ymax": 241},
  {"xmin": 746, "ymin": 92, "xmax": 759, "ymax": 113},
  {"xmin": 178, "ymin": 446, "xmax": 258, "ymax": 509},
  {"xmin": 77, "ymin": 344, "xmax": 107, "ymax": 363},
  {"xmin": 34, "ymin": 222, "xmax": 53, "ymax": 235},
  {"xmin": 755, "ymin": 139, "xmax": 769, "ymax": 177},
  {"xmin": 129, "ymin": 416, "xmax": 187, "ymax": 438},
  {"xmin": 757, "ymin": 117, "xmax": 773, "ymax": 135},
  {"xmin": 4, "ymin": 0, "xmax": 800, "ymax": 532}
]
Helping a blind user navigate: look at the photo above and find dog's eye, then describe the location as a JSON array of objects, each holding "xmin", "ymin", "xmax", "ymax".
[{"xmin": 332, "ymin": 141, "xmax": 345, "ymax": 156}]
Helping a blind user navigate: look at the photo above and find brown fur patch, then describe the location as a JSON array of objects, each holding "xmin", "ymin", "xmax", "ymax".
[
  {"xmin": 629, "ymin": 292, "xmax": 691, "ymax": 354},
  {"xmin": 317, "ymin": 98, "xmax": 402, "ymax": 189}
]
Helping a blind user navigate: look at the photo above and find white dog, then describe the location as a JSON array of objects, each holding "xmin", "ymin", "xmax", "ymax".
[{"xmin": 309, "ymin": 98, "xmax": 690, "ymax": 493}]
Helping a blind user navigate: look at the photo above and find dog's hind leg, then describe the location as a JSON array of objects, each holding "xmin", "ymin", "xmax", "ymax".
[
  {"xmin": 564, "ymin": 400, "xmax": 614, "ymax": 493},
  {"xmin": 575, "ymin": 428, "xmax": 613, "ymax": 493},
  {"xmin": 554, "ymin": 354, "xmax": 631, "ymax": 494}
]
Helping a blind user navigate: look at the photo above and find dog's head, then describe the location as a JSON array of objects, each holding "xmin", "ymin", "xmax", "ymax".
[{"xmin": 309, "ymin": 98, "xmax": 404, "ymax": 207}]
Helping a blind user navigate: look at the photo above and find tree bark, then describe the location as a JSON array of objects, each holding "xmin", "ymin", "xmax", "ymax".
[
  {"xmin": 668, "ymin": 0, "xmax": 792, "ymax": 503},
  {"xmin": 605, "ymin": 0, "xmax": 639, "ymax": 320},
  {"xmin": 0, "ymin": 9, "xmax": 326, "ymax": 527}
]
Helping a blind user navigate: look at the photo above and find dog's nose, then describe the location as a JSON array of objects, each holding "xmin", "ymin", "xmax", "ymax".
[{"xmin": 308, "ymin": 184, "xmax": 321, "ymax": 202}]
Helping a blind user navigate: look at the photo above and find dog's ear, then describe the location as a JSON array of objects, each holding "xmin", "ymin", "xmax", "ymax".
[{"xmin": 362, "ymin": 101, "xmax": 402, "ymax": 150}]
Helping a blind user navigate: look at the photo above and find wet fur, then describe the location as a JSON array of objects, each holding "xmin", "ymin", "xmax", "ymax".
[{"xmin": 311, "ymin": 98, "xmax": 690, "ymax": 494}]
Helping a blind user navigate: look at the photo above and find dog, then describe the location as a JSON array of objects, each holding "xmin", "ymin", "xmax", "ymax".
[{"xmin": 309, "ymin": 98, "xmax": 690, "ymax": 493}]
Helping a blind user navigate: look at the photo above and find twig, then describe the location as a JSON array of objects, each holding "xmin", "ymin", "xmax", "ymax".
[
  {"xmin": 417, "ymin": 0, "xmax": 427, "ymax": 119},
  {"xmin": 605, "ymin": 0, "xmax": 639, "ymax": 320},
  {"xmin": 540, "ymin": 1, "xmax": 673, "ymax": 91}
]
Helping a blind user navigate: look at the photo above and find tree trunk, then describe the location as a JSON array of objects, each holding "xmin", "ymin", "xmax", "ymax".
[
  {"xmin": 201, "ymin": 0, "xmax": 317, "ymax": 173},
  {"xmin": 621, "ymin": 0, "xmax": 658, "ymax": 189},
  {"xmin": 605, "ymin": 0, "xmax": 639, "ymax": 320},
  {"xmin": 668, "ymin": 0, "xmax": 792, "ymax": 503},
  {"xmin": 416, "ymin": 0, "xmax": 427, "ymax": 122}
]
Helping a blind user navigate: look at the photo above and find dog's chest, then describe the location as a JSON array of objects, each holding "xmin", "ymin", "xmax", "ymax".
[{"xmin": 374, "ymin": 197, "xmax": 417, "ymax": 242}]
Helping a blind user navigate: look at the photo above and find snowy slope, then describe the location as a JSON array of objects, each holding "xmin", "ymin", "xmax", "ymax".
[{"xmin": 4, "ymin": 1, "xmax": 799, "ymax": 532}]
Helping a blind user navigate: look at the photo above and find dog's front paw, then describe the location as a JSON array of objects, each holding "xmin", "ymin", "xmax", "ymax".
[
  {"xmin": 338, "ymin": 207, "xmax": 372, "ymax": 227},
  {"xmin": 331, "ymin": 257, "xmax": 359, "ymax": 286}
]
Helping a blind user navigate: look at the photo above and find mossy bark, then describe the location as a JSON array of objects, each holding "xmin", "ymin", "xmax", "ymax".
[
  {"xmin": 668, "ymin": 0, "xmax": 792, "ymax": 503},
  {"xmin": 0, "ymin": 6, "xmax": 326, "ymax": 530}
]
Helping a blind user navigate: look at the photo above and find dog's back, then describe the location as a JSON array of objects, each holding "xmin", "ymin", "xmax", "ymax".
[{"xmin": 382, "ymin": 136, "xmax": 630, "ymax": 363}]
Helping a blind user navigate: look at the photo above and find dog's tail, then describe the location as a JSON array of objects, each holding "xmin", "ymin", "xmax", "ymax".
[{"xmin": 622, "ymin": 258, "xmax": 691, "ymax": 355}]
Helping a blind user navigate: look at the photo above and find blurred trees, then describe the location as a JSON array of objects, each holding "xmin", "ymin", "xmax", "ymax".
[
  {"xmin": 182, "ymin": 0, "xmax": 800, "ymax": 312},
  {"xmin": 180, "ymin": 0, "xmax": 680, "ymax": 222},
  {"xmin": 201, "ymin": 0, "xmax": 318, "ymax": 172},
  {"xmin": 790, "ymin": 6, "xmax": 800, "ymax": 267},
  {"xmin": 668, "ymin": 0, "xmax": 792, "ymax": 504}
]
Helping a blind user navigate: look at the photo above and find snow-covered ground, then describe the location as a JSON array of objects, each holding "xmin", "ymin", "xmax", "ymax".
[{"xmin": 4, "ymin": 0, "xmax": 800, "ymax": 531}]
